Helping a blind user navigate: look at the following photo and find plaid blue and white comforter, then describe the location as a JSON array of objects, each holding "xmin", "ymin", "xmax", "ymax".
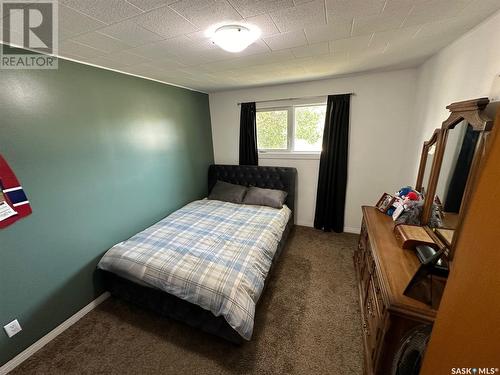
[{"xmin": 98, "ymin": 199, "xmax": 291, "ymax": 340}]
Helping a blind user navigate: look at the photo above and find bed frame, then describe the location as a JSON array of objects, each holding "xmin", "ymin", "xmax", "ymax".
[{"xmin": 101, "ymin": 164, "xmax": 297, "ymax": 344}]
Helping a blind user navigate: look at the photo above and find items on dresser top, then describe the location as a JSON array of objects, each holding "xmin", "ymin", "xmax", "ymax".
[
  {"xmin": 375, "ymin": 193, "xmax": 395, "ymax": 213},
  {"xmin": 414, "ymin": 245, "xmax": 449, "ymax": 278},
  {"xmin": 393, "ymin": 224, "xmax": 438, "ymax": 250}
]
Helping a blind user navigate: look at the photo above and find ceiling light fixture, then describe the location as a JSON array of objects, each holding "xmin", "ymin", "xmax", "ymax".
[{"xmin": 211, "ymin": 24, "xmax": 260, "ymax": 53}]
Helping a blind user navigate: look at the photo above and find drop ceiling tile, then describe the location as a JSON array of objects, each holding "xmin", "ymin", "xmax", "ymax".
[
  {"xmin": 174, "ymin": 46, "xmax": 235, "ymax": 65},
  {"xmin": 325, "ymin": 0, "xmax": 386, "ymax": 18},
  {"xmin": 185, "ymin": 30, "xmax": 210, "ymax": 42},
  {"xmin": 155, "ymin": 35, "xmax": 198, "ymax": 52},
  {"xmin": 60, "ymin": 40, "xmax": 105, "ymax": 59},
  {"xmin": 381, "ymin": 0, "xmax": 414, "ymax": 15},
  {"xmin": 60, "ymin": 0, "xmax": 142, "ymax": 24},
  {"xmin": 227, "ymin": 0, "xmax": 294, "ymax": 18},
  {"xmin": 370, "ymin": 25, "xmax": 421, "ymax": 50},
  {"xmin": 97, "ymin": 20, "xmax": 164, "ymax": 46},
  {"xmin": 413, "ymin": 14, "xmax": 482, "ymax": 40},
  {"xmin": 150, "ymin": 37, "xmax": 217, "ymax": 57},
  {"xmin": 242, "ymin": 14, "xmax": 280, "ymax": 38},
  {"xmin": 329, "ymin": 34, "xmax": 371, "ymax": 54},
  {"xmin": 291, "ymin": 42, "xmax": 330, "ymax": 58},
  {"xmin": 127, "ymin": 40, "xmax": 180, "ymax": 60},
  {"xmin": 270, "ymin": 0, "xmax": 326, "ymax": 32},
  {"xmin": 104, "ymin": 50, "xmax": 153, "ymax": 65},
  {"xmin": 85, "ymin": 55, "xmax": 133, "ymax": 70},
  {"xmin": 226, "ymin": 50, "xmax": 294, "ymax": 68},
  {"xmin": 71, "ymin": 32, "xmax": 133, "ymax": 53},
  {"xmin": 169, "ymin": 0, "xmax": 242, "ymax": 29},
  {"xmin": 235, "ymin": 39, "xmax": 271, "ymax": 55},
  {"xmin": 146, "ymin": 58, "xmax": 187, "ymax": 71},
  {"xmin": 58, "ymin": 4, "xmax": 106, "ymax": 40},
  {"xmin": 384, "ymin": 32, "xmax": 457, "ymax": 60},
  {"xmin": 459, "ymin": 0, "xmax": 500, "ymax": 16},
  {"xmin": 126, "ymin": 0, "xmax": 175, "ymax": 11},
  {"xmin": 304, "ymin": 16, "xmax": 352, "ymax": 43},
  {"xmin": 403, "ymin": 0, "xmax": 471, "ymax": 27},
  {"xmin": 134, "ymin": 6, "xmax": 198, "ymax": 38},
  {"xmin": 263, "ymin": 29, "xmax": 308, "ymax": 50},
  {"xmin": 352, "ymin": 12, "xmax": 406, "ymax": 36}
]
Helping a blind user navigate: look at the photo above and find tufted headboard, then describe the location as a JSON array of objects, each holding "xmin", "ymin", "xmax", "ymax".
[{"xmin": 208, "ymin": 164, "xmax": 297, "ymax": 213}]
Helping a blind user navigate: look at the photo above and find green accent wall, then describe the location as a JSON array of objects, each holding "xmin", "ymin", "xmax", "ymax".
[{"xmin": 0, "ymin": 57, "xmax": 214, "ymax": 365}]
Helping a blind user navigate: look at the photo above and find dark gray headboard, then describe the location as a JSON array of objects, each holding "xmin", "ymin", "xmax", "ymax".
[{"xmin": 208, "ymin": 164, "xmax": 297, "ymax": 213}]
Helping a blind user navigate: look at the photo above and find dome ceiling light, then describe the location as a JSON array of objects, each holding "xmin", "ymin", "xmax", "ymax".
[{"xmin": 211, "ymin": 24, "xmax": 261, "ymax": 53}]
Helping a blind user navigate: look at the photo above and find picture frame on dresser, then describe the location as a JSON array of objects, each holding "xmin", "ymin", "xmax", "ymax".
[{"xmin": 375, "ymin": 193, "xmax": 395, "ymax": 213}]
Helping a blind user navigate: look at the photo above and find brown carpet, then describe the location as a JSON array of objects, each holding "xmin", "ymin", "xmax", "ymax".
[{"xmin": 12, "ymin": 226, "xmax": 363, "ymax": 375}]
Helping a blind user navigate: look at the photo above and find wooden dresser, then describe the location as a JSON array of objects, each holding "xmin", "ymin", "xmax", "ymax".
[{"xmin": 354, "ymin": 206, "xmax": 437, "ymax": 374}]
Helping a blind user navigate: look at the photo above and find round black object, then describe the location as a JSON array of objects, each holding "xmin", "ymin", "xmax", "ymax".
[{"xmin": 392, "ymin": 324, "xmax": 433, "ymax": 375}]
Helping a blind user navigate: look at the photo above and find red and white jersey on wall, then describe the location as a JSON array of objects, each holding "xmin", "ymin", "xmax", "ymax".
[{"xmin": 0, "ymin": 154, "xmax": 32, "ymax": 229}]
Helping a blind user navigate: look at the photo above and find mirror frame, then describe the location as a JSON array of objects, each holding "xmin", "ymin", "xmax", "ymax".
[
  {"xmin": 415, "ymin": 128, "xmax": 441, "ymax": 193},
  {"xmin": 421, "ymin": 97, "xmax": 493, "ymax": 260}
]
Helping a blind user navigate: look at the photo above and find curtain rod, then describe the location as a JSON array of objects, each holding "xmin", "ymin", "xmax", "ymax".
[{"xmin": 236, "ymin": 93, "xmax": 355, "ymax": 106}]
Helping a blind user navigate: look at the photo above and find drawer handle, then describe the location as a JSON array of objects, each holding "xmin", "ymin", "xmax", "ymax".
[
  {"xmin": 363, "ymin": 321, "xmax": 370, "ymax": 336},
  {"xmin": 367, "ymin": 298, "xmax": 376, "ymax": 318}
]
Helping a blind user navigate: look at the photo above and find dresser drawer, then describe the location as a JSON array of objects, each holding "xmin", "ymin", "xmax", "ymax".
[
  {"xmin": 364, "ymin": 278, "xmax": 383, "ymax": 362},
  {"xmin": 371, "ymin": 271, "xmax": 386, "ymax": 318},
  {"xmin": 366, "ymin": 246, "xmax": 375, "ymax": 274}
]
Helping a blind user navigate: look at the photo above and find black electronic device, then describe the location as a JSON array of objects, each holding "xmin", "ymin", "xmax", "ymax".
[{"xmin": 415, "ymin": 244, "xmax": 449, "ymax": 278}]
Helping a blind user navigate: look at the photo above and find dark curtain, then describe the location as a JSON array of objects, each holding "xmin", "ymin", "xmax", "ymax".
[
  {"xmin": 239, "ymin": 102, "xmax": 258, "ymax": 166},
  {"xmin": 444, "ymin": 124, "xmax": 479, "ymax": 213},
  {"xmin": 314, "ymin": 94, "xmax": 350, "ymax": 233}
]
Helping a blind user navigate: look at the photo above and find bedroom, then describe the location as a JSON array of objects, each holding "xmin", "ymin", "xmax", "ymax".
[{"xmin": 1, "ymin": 0, "xmax": 499, "ymax": 374}]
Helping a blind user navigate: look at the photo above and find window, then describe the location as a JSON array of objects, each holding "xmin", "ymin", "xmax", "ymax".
[{"xmin": 256, "ymin": 104, "xmax": 326, "ymax": 153}]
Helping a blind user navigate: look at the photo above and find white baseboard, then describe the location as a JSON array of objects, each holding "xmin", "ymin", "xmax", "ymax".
[
  {"xmin": 0, "ymin": 292, "xmax": 110, "ymax": 375},
  {"xmin": 344, "ymin": 226, "xmax": 361, "ymax": 234}
]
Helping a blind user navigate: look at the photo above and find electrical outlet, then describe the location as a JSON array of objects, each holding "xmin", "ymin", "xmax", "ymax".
[{"xmin": 3, "ymin": 319, "xmax": 22, "ymax": 338}]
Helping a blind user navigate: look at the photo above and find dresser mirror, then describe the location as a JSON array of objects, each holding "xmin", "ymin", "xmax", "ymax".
[
  {"xmin": 416, "ymin": 128, "xmax": 440, "ymax": 195},
  {"xmin": 421, "ymin": 98, "xmax": 494, "ymax": 259}
]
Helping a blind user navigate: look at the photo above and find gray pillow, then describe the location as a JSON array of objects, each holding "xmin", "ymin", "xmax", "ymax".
[
  {"xmin": 208, "ymin": 181, "xmax": 247, "ymax": 204},
  {"xmin": 243, "ymin": 186, "xmax": 288, "ymax": 209}
]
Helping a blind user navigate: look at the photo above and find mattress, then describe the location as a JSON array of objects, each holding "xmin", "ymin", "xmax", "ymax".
[{"xmin": 97, "ymin": 199, "xmax": 291, "ymax": 340}]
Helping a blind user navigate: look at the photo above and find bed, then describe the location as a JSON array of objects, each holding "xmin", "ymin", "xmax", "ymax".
[{"xmin": 98, "ymin": 164, "xmax": 297, "ymax": 344}]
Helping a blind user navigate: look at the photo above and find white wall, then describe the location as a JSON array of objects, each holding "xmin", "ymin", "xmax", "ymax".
[
  {"xmin": 410, "ymin": 10, "xmax": 500, "ymax": 180},
  {"xmin": 209, "ymin": 69, "xmax": 418, "ymax": 231}
]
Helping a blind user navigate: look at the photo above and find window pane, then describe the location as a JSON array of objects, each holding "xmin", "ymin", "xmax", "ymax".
[
  {"xmin": 294, "ymin": 105, "xmax": 326, "ymax": 151},
  {"xmin": 256, "ymin": 110, "xmax": 288, "ymax": 150}
]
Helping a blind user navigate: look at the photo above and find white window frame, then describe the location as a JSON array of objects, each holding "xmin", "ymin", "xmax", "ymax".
[{"xmin": 256, "ymin": 100, "xmax": 326, "ymax": 158}]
